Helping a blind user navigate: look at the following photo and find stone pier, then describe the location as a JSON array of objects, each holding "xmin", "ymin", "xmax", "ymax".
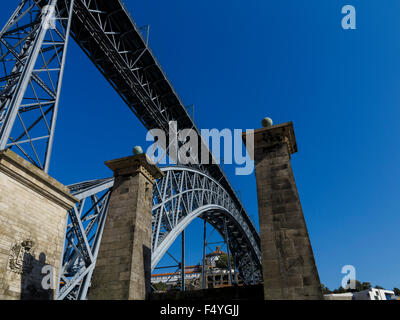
[
  {"xmin": 243, "ymin": 121, "xmax": 323, "ymax": 300},
  {"xmin": 0, "ymin": 150, "xmax": 77, "ymax": 300},
  {"xmin": 88, "ymin": 152, "xmax": 163, "ymax": 300}
]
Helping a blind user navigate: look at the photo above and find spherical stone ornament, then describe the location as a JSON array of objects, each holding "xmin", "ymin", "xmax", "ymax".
[
  {"xmin": 261, "ymin": 117, "xmax": 273, "ymax": 128},
  {"xmin": 133, "ymin": 145, "xmax": 143, "ymax": 155}
]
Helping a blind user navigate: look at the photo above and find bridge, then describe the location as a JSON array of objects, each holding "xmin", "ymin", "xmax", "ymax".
[{"xmin": 0, "ymin": 0, "xmax": 262, "ymax": 300}]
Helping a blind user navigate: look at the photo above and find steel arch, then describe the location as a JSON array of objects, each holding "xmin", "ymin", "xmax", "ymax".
[
  {"xmin": 152, "ymin": 166, "xmax": 262, "ymax": 281},
  {"xmin": 0, "ymin": 0, "xmax": 263, "ymax": 299},
  {"xmin": 57, "ymin": 166, "xmax": 262, "ymax": 299}
]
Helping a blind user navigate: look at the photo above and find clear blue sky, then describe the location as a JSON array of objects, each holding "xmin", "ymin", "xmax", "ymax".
[{"xmin": 2, "ymin": 0, "xmax": 400, "ymax": 291}]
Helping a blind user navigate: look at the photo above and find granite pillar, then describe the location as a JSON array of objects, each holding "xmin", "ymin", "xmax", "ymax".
[
  {"xmin": 88, "ymin": 153, "xmax": 163, "ymax": 300},
  {"xmin": 243, "ymin": 122, "xmax": 323, "ymax": 300}
]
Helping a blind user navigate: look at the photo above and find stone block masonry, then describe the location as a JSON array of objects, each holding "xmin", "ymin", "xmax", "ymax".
[
  {"xmin": 243, "ymin": 122, "xmax": 323, "ymax": 300},
  {"xmin": 0, "ymin": 150, "xmax": 77, "ymax": 300},
  {"xmin": 89, "ymin": 153, "xmax": 163, "ymax": 300}
]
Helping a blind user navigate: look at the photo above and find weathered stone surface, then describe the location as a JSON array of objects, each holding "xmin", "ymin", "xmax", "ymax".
[
  {"xmin": 88, "ymin": 153, "xmax": 163, "ymax": 300},
  {"xmin": 243, "ymin": 122, "xmax": 323, "ymax": 300},
  {"xmin": 0, "ymin": 150, "xmax": 77, "ymax": 300}
]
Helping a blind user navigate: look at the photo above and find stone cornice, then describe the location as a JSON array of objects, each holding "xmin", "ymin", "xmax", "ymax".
[
  {"xmin": 0, "ymin": 150, "xmax": 78, "ymax": 210},
  {"xmin": 242, "ymin": 121, "xmax": 298, "ymax": 159},
  {"xmin": 105, "ymin": 153, "xmax": 164, "ymax": 184}
]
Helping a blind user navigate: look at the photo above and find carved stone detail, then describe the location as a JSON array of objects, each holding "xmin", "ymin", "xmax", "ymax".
[{"xmin": 8, "ymin": 240, "xmax": 35, "ymax": 274}]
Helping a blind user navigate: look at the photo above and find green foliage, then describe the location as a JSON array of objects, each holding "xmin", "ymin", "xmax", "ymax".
[
  {"xmin": 354, "ymin": 281, "xmax": 372, "ymax": 292},
  {"xmin": 215, "ymin": 253, "xmax": 234, "ymax": 269},
  {"xmin": 332, "ymin": 286, "xmax": 347, "ymax": 294},
  {"xmin": 393, "ymin": 288, "xmax": 400, "ymax": 296},
  {"xmin": 321, "ymin": 284, "xmax": 331, "ymax": 294},
  {"xmin": 322, "ymin": 280, "xmax": 372, "ymax": 294},
  {"xmin": 153, "ymin": 282, "xmax": 167, "ymax": 292}
]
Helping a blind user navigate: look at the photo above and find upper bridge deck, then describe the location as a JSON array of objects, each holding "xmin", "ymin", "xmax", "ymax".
[{"xmin": 52, "ymin": 0, "xmax": 260, "ymax": 250}]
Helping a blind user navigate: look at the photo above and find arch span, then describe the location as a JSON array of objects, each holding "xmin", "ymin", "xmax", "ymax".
[
  {"xmin": 152, "ymin": 167, "xmax": 262, "ymax": 282},
  {"xmin": 57, "ymin": 166, "xmax": 262, "ymax": 299}
]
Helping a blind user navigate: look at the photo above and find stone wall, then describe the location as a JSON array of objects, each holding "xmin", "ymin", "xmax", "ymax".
[
  {"xmin": 244, "ymin": 122, "xmax": 323, "ymax": 300},
  {"xmin": 89, "ymin": 153, "xmax": 163, "ymax": 300},
  {"xmin": 0, "ymin": 150, "xmax": 77, "ymax": 300}
]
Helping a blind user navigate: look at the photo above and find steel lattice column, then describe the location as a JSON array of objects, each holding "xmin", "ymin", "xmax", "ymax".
[
  {"xmin": 0, "ymin": 0, "xmax": 74, "ymax": 172},
  {"xmin": 58, "ymin": 166, "xmax": 263, "ymax": 299}
]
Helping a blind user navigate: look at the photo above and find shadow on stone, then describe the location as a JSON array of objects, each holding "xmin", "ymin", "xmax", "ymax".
[
  {"xmin": 21, "ymin": 252, "xmax": 53, "ymax": 300},
  {"xmin": 143, "ymin": 244, "xmax": 152, "ymax": 300}
]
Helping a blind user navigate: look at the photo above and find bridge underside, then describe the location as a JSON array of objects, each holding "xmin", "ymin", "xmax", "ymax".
[
  {"xmin": 0, "ymin": 0, "xmax": 263, "ymax": 300},
  {"xmin": 58, "ymin": 166, "xmax": 262, "ymax": 300}
]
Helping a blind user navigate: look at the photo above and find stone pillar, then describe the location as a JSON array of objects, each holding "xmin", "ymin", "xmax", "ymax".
[
  {"xmin": 243, "ymin": 121, "xmax": 323, "ymax": 300},
  {"xmin": 0, "ymin": 150, "xmax": 77, "ymax": 300},
  {"xmin": 89, "ymin": 153, "xmax": 163, "ymax": 300}
]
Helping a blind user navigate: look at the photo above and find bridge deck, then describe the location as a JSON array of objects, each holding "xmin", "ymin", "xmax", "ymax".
[{"xmin": 61, "ymin": 0, "xmax": 259, "ymax": 246}]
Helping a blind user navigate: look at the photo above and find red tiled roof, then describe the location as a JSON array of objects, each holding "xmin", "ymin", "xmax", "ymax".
[
  {"xmin": 152, "ymin": 265, "xmax": 201, "ymax": 278},
  {"xmin": 206, "ymin": 249, "xmax": 226, "ymax": 257}
]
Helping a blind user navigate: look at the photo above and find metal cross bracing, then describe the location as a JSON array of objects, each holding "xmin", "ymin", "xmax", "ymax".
[
  {"xmin": 0, "ymin": 0, "xmax": 263, "ymax": 299},
  {"xmin": 0, "ymin": 0, "xmax": 256, "ymax": 236},
  {"xmin": 0, "ymin": 0, "xmax": 75, "ymax": 172},
  {"xmin": 58, "ymin": 167, "xmax": 262, "ymax": 300},
  {"xmin": 56, "ymin": 177, "xmax": 113, "ymax": 300},
  {"xmin": 151, "ymin": 167, "xmax": 261, "ymax": 276}
]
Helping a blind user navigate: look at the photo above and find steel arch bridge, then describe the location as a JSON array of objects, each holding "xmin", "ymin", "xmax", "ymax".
[
  {"xmin": 57, "ymin": 166, "xmax": 262, "ymax": 300},
  {"xmin": 151, "ymin": 167, "xmax": 261, "ymax": 273},
  {"xmin": 0, "ymin": 0, "xmax": 262, "ymax": 300}
]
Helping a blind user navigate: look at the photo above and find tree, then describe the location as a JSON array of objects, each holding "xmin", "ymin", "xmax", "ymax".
[
  {"xmin": 321, "ymin": 284, "xmax": 331, "ymax": 294},
  {"xmin": 359, "ymin": 282, "xmax": 372, "ymax": 291},
  {"xmin": 328, "ymin": 280, "xmax": 371, "ymax": 294},
  {"xmin": 344, "ymin": 280, "xmax": 371, "ymax": 292},
  {"xmin": 153, "ymin": 282, "xmax": 167, "ymax": 292},
  {"xmin": 393, "ymin": 288, "xmax": 400, "ymax": 296},
  {"xmin": 215, "ymin": 254, "xmax": 234, "ymax": 269},
  {"xmin": 332, "ymin": 286, "xmax": 347, "ymax": 294}
]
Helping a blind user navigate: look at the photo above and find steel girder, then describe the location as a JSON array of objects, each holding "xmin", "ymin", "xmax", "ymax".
[
  {"xmin": 56, "ymin": 178, "xmax": 113, "ymax": 300},
  {"xmin": 58, "ymin": 167, "xmax": 262, "ymax": 300},
  {"xmin": 152, "ymin": 167, "xmax": 262, "ymax": 280},
  {"xmin": 64, "ymin": 0, "xmax": 258, "ymax": 246},
  {"xmin": 0, "ymin": 0, "xmax": 259, "ymax": 256},
  {"xmin": 0, "ymin": 1, "xmax": 263, "ymax": 299},
  {"xmin": 0, "ymin": 0, "xmax": 74, "ymax": 172}
]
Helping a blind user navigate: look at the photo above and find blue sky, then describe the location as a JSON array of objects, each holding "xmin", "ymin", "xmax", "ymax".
[{"xmin": 2, "ymin": 0, "xmax": 400, "ymax": 291}]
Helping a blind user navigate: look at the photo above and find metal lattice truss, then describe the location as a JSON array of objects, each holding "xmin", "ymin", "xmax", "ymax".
[
  {"xmin": 56, "ymin": 178, "xmax": 113, "ymax": 300},
  {"xmin": 0, "ymin": 1, "xmax": 264, "ymax": 300},
  {"xmin": 0, "ymin": 1, "xmax": 255, "ymax": 238},
  {"xmin": 0, "ymin": 1, "xmax": 251, "ymax": 225},
  {"xmin": 0, "ymin": 0, "xmax": 74, "ymax": 172},
  {"xmin": 152, "ymin": 167, "xmax": 262, "ymax": 280},
  {"xmin": 57, "ymin": 167, "xmax": 262, "ymax": 300}
]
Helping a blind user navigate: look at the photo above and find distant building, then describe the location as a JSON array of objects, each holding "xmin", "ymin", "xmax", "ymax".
[
  {"xmin": 324, "ymin": 288, "xmax": 397, "ymax": 300},
  {"xmin": 203, "ymin": 246, "xmax": 242, "ymax": 289},
  {"xmin": 205, "ymin": 246, "xmax": 225, "ymax": 267},
  {"xmin": 151, "ymin": 246, "xmax": 242, "ymax": 291},
  {"xmin": 151, "ymin": 265, "xmax": 202, "ymax": 290},
  {"xmin": 352, "ymin": 288, "xmax": 395, "ymax": 300},
  {"xmin": 324, "ymin": 292, "xmax": 353, "ymax": 300}
]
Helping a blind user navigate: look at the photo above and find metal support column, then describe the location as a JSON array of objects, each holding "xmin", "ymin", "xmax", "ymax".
[
  {"xmin": 181, "ymin": 229, "xmax": 185, "ymax": 292},
  {"xmin": 224, "ymin": 218, "xmax": 233, "ymax": 285},
  {"xmin": 232, "ymin": 253, "xmax": 238, "ymax": 285},
  {"xmin": 251, "ymin": 259, "xmax": 255, "ymax": 285},
  {"xmin": 201, "ymin": 218, "xmax": 207, "ymax": 289},
  {"xmin": 0, "ymin": 0, "xmax": 75, "ymax": 172}
]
